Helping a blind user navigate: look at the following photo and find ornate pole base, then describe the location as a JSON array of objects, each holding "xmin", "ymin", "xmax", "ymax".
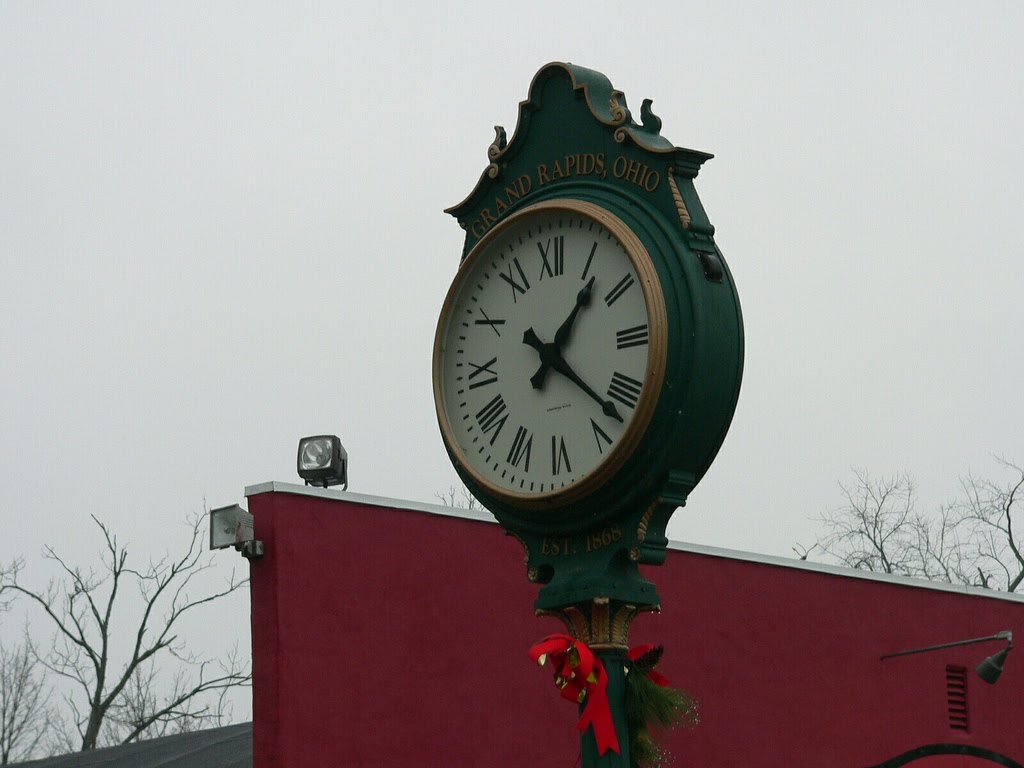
[
  {"xmin": 538, "ymin": 597, "xmax": 657, "ymax": 650},
  {"xmin": 538, "ymin": 598, "xmax": 659, "ymax": 767}
]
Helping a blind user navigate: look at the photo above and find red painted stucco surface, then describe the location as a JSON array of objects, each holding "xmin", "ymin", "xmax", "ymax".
[{"xmin": 248, "ymin": 489, "xmax": 1024, "ymax": 768}]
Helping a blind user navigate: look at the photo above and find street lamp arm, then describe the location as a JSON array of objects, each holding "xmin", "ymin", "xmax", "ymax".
[{"xmin": 880, "ymin": 630, "xmax": 1013, "ymax": 660}]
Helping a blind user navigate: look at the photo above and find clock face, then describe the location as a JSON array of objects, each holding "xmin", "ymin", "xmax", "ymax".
[{"xmin": 433, "ymin": 199, "xmax": 667, "ymax": 508}]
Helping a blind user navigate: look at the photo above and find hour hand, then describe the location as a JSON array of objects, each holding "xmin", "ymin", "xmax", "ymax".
[
  {"xmin": 522, "ymin": 327, "xmax": 544, "ymax": 352},
  {"xmin": 522, "ymin": 328, "xmax": 550, "ymax": 389}
]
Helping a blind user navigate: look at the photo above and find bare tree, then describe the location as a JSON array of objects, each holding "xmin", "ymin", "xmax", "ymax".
[
  {"xmin": 435, "ymin": 484, "xmax": 480, "ymax": 510},
  {"xmin": 954, "ymin": 458, "xmax": 1024, "ymax": 592},
  {"xmin": 0, "ymin": 636, "xmax": 50, "ymax": 764},
  {"xmin": 103, "ymin": 652, "xmax": 239, "ymax": 744},
  {"xmin": 0, "ymin": 514, "xmax": 250, "ymax": 751},
  {"xmin": 814, "ymin": 470, "xmax": 921, "ymax": 576},
  {"xmin": 806, "ymin": 458, "xmax": 1024, "ymax": 592}
]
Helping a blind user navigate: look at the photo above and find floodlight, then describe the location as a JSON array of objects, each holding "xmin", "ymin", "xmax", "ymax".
[
  {"xmin": 297, "ymin": 435, "xmax": 348, "ymax": 488},
  {"xmin": 209, "ymin": 504, "xmax": 263, "ymax": 560}
]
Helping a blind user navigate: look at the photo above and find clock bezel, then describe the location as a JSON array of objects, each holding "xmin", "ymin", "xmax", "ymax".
[{"xmin": 432, "ymin": 198, "xmax": 669, "ymax": 512}]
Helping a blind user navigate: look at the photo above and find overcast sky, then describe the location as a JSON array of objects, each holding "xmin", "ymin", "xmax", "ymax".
[{"xmin": 2, "ymin": 0, "xmax": 1022, "ymax": 655}]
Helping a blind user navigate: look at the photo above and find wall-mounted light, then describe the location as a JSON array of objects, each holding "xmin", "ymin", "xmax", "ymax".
[
  {"xmin": 209, "ymin": 504, "xmax": 263, "ymax": 560},
  {"xmin": 881, "ymin": 630, "xmax": 1014, "ymax": 684},
  {"xmin": 977, "ymin": 645, "xmax": 1012, "ymax": 684},
  {"xmin": 297, "ymin": 435, "xmax": 348, "ymax": 489}
]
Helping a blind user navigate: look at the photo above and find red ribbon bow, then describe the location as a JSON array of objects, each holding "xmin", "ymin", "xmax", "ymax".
[
  {"xmin": 529, "ymin": 634, "xmax": 620, "ymax": 755},
  {"xmin": 627, "ymin": 643, "xmax": 670, "ymax": 687}
]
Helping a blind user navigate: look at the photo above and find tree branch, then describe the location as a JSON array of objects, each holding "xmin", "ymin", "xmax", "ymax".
[{"xmin": 1, "ymin": 511, "xmax": 251, "ymax": 751}]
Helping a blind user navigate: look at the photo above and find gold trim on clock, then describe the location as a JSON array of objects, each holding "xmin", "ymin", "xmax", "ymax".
[{"xmin": 432, "ymin": 199, "xmax": 668, "ymax": 511}]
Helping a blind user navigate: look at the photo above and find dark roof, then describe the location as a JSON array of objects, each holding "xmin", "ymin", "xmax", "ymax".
[{"xmin": 12, "ymin": 723, "xmax": 251, "ymax": 768}]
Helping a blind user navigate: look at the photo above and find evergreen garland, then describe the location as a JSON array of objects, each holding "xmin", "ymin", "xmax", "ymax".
[{"xmin": 624, "ymin": 646, "xmax": 699, "ymax": 767}]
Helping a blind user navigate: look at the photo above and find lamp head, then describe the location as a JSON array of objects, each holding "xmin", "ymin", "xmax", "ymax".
[
  {"xmin": 297, "ymin": 435, "xmax": 348, "ymax": 488},
  {"xmin": 209, "ymin": 504, "xmax": 255, "ymax": 550},
  {"xmin": 977, "ymin": 647, "xmax": 1011, "ymax": 685}
]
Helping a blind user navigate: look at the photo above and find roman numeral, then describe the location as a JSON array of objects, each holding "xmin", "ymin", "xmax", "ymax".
[
  {"xmin": 537, "ymin": 236, "xmax": 564, "ymax": 279},
  {"xmin": 604, "ymin": 274, "xmax": 635, "ymax": 306},
  {"xmin": 581, "ymin": 242, "xmax": 597, "ymax": 281},
  {"xmin": 616, "ymin": 324, "xmax": 649, "ymax": 349},
  {"xmin": 475, "ymin": 394, "xmax": 508, "ymax": 445},
  {"xmin": 607, "ymin": 371, "xmax": 642, "ymax": 409},
  {"xmin": 507, "ymin": 426, "xmax": 533, "ymax": 470},
  {"xmin": 551, "ymin": 435, "xmax": 571, "ymax": 475},
  {"xmin": 473, "ymin": 308, "xmax": 505, "ymax": 337},
  {"xmin": 467, "ymin": 357, "xmax": 498, "ymax": 389},
  {"xmin": 591, "ymin": 419, "xmax": 613, "ymax": 454},
  {"xmin": 499, "ymin": 257, "xmax": 530, "ymax": 302}
]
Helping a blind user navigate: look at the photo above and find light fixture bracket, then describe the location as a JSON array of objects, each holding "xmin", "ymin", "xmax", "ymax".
[{"xmin": 880, "ymin": 630, "xmax": 1013, "ymax": 685}]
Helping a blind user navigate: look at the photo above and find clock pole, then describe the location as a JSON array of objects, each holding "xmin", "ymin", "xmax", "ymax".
[{"xmin": 583, "ymin": 649, "xmax": 629, "ymax": 768}]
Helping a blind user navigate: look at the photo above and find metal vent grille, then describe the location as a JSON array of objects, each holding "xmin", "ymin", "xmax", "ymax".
[{"xmin": 946, "ymin": 665, "xmax": 969, "ymax": 731}]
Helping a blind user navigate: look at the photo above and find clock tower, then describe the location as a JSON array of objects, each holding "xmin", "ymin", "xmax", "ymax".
[{"xmin": 433, "ymin": 62, "xmax": 743, "ymax": 765}]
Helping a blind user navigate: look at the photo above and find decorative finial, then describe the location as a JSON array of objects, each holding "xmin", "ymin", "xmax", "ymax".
[{"xmin": 640, "ymin": 99, "xmax": 662, "ymax": 135}]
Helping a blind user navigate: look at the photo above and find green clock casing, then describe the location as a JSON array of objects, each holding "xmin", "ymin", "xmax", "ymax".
[{"xmin": 436, "ymin": 63, "xmax": 742, "ymax": 606}]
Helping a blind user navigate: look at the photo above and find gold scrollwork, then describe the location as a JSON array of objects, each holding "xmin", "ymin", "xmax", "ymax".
[
  {"xmin": 558, "ymin": 605, "xmax": 590, "ymax": 639},
  {"xmin": 485, "ymin": 125, "xmax": 508, "ymax": 180},
  {"xmin": 636, "ymin": 503, "xmax": 655, "ymax": 543},
  {"xmin": 667, "ymin": 173, "xmax": 692, "ymax": 229},
  {"xmin": 487, "ymin": 125, "xmax": 507, "ymax": 160},
  {"xmin": 613, "ymin": 126, "xmax": 628, "ymax": 144},
  {"xmin": 538, "ymin": 599, "xmax": 659, "ymax": 649},
  {"xmin": 612, "ymin": 603, "xmax": 651, "ymax": 647},
  {"xmin": 609, "ymin": 92, "xmax": 629, "ymax": 125},
  {"xmin": 591, "ymin": 597, "xmax": 611, "ymax": 644}
]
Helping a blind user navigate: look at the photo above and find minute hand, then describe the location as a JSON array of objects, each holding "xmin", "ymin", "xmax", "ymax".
[
  {"xmin": 554, "ymin": 276, "xmax": 595, "ymax": 348},
  {"xmin": 531, "ymin": 277, "xmax": 596, "ymax": 390},
  {"xmin": 546, "ymin": 353, "xmax": 624, "ymax": 423}
]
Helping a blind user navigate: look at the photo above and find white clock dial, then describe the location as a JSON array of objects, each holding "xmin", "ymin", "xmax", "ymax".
[{"xmin": 434, "ymin": 200, "xmax": 666, "ymax": 507}]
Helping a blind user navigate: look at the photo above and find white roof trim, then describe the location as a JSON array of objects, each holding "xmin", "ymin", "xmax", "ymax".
[
  {"xmin": 244, "ymin": 481, "xmax": 497, "ymax": 524},
  {"xmin": 667, "ymin": 539, "xmax": 1024, "ymax": 603},
  {"xmin": 243, "ymin": 481, "xmax": 1024, "ymax": 605}
]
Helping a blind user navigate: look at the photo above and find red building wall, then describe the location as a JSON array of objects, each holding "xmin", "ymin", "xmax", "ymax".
[{"xmin": 247, "ymin": 484, "xmax": 1024, "ymax": 768}]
